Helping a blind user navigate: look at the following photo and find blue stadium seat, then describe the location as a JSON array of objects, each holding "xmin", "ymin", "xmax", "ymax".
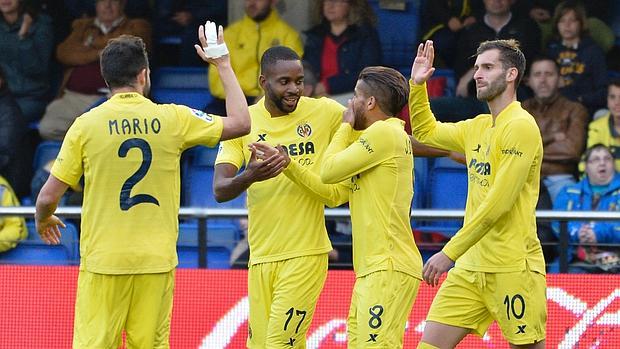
[
  {"xmin": 369, "ymin": 0, "xmax": 421, "ymax": 72},
  {"xmin": 182, "ymin": 145, "xmax": 247, "ymax": 208},
  {"xmin": 177, "ymin": 245, "xmax": 231, "ymax": 269},
  {"xmin": 419, "ymin": 157, "xmax": 468, "ymax": 236},
  {"xmin": 152, "ymin": 67, "xmax": 210, "ymax": 89},
  {"xmin": 177, "ymin": 221, "xmax": 237, "ymax": 268},
  {"xmin": 33, "ymin": 141, "xmax": 62, "ymax": 170},
  {"xmin": 432, "ymin": 69, "xmax": 457, "ymax": 97},
  {"xmin": 151, "ymin": 88, "xmax": 213, "ymax": 111},
  {"xmin": 178, "ymin": 221, "xmax": 240, "ymax": 250},
  {"xmin": 0, "ymin": 221, "xmax": 79, "ymax": 265},
  {"xmin": 413, "ymin": 156, "xmax": 429, "ymax": 209},
  {"xmin": 151, "ymin": 67, "xmax": 213, "ymax": 110}
]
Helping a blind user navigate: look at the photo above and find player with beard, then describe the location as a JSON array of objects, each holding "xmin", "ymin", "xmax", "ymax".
[
  {"xmin": 255, "ymin": 66, "xmax": 423, "ymax": 347},
  {"xmin": 213, "ymin": 46, "xmax": 349, "ymax": 348},
  {"xmin": 34, "ymin": 28, "xmax": 251, "ymax": 348},
  {"xmin": 409, "ymin": 39, "xmax": 547, "ymax": 348}
]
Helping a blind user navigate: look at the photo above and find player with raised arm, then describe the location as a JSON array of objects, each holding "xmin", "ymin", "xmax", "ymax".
[
  {"xmin": 410, "ymin": 40, "xmax": 547, "ymax": 348},
  {"xmin": 34, "ymin": 23, "xmax": 250, "ymax": 348}
]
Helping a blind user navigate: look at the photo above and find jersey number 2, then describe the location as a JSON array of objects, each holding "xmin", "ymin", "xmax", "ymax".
[{"xmin": 118, "ymin": 138, "xmax": 160, "ymax": 211}]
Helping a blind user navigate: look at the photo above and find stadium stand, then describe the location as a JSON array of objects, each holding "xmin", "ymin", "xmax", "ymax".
[
  {"xmin": 0, "ymin": 221, "xmax": 79, "ymax": 265},
  {"xmin": 32, "ymin": 141, "xmax": 61, "ymax": 172},
  {"xmin": 150, "ymin": 67, "xmax": 213, "ymax": 110}
]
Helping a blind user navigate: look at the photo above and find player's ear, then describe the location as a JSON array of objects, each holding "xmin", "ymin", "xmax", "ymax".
[
  {"xmin": 259, "ymin": 75, "xmax": 267, "ymax": 90},
  {"xmin": 137, "ymin": 68, "xmax": 147, "ymax": 86},
  {"xmin": 367, "ymin": 95, "xmax": 377, "ymax": 111}
]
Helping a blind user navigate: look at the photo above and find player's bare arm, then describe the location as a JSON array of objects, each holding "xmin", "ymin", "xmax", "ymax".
[
  {"xmin": 34, "ymin": 175, "xmax": 68, "ymax": 245},
  {"xmin": 194, "ymin": 22, "xmax": 250, "ymax": 140}
]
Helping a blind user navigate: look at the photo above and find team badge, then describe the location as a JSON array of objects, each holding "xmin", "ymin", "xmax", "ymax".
[
  {"xmin": 190, "ymin": 108, "xmax": 213, "ymax": 122},
  {"xmin": 297, "ymin": 123, "xmax": 312, "ymax": 137}
]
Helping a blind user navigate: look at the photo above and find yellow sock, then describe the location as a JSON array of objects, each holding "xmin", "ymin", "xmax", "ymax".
[{"xmin": 417, "ymin": 342, "xmax": 441, "ymax": 349}]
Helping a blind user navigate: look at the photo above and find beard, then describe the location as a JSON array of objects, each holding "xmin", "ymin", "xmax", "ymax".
[
  {"xmin": 476, "ymin": 77, "xmax": 507, "ymax": 102},
  {"xmin": 265, "ymin": 87, "xmax": 299, "ymax": 114}
]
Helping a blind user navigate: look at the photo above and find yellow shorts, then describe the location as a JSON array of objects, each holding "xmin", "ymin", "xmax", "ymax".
[
  {"xmin": 427, "ymin": 266, "xmax": 546, "ymax": 345},
  {"xmin": 348, "ymin": 270, "xmax": 420, "ymax": 348},
  {"xmin": 73, "ymin": 269, "xmax": 175, "ymax": 349},
  {"xmin": 247, "ymin": 254, "xmax": 328, "ymax": 349}
]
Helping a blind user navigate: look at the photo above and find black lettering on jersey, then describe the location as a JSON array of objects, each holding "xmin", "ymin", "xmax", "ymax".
[
  {"xmin": 358, "ymin": 137, "xmax": 374, "ymax": 154},
  {"xmin": 286, "ymin": 338, "xmax": 296, "ymax": 346},
  {"xmin": 367, "ymin": 334, "xmax": 378, "ymax": 342},
  {"xmin": 501, "ymin": 147, "xmax": 523, "ymax": 157},
  {"xmin": 109, "ymin": 118, "xmax": 161, "ymax": 135},
  {"xmin": 257, "ymin": 133, "xmax": 267, "ymax": 142},
  {"xmin": 468, "ymin": 158, "xmax": 491, "ymax": 176},
  {"xmin": 286, "ymin": 142, "xmax": 315, "ymax": 156},
  {"xmin": 516, "ymin": 325, "xmax": 526, "ymax": 334}
]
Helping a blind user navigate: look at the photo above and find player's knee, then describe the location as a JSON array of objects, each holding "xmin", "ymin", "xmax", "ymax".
[{"xmin": 417, "ymin": 342, "xmax": 441, "ymax": 349}]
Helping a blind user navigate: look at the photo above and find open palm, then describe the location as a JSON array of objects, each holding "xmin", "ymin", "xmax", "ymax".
[{"xmin": 411, "ymin": 40, "xmax": 436, "ymax": 85}]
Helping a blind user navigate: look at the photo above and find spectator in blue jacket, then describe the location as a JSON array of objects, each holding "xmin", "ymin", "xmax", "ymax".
[
  {"xmin": 302, "ymin": 0, "xmax": 381, "ymax": 104},
  {"xmin": 553, "ymin": 144, "xmax": 620, "ymax": 273},
  {"xmin": 0, "ymin": 0, "xmax": 53, "ymax": 122}
]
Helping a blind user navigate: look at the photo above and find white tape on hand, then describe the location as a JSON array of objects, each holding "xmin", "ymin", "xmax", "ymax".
[{"xmin": 203, "ymin": 21, "xmax": 229, "ymax": 58}]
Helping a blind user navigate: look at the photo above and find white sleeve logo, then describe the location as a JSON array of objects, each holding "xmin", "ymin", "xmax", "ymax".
[{"xmin": 190, "ymin": 108, "xmax": 213, "ymax": 123}]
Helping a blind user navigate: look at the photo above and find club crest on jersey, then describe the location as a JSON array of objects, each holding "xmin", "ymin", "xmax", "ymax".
[
  {"xmin": 297, "ymin": 123, "xmax": 312, "ymax": 138},
  {"xmin": 190, "ymin": 108, "xmax": 213, "ymax": 122}
]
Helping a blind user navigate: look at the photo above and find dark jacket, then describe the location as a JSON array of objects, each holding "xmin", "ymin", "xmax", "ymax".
[
  {"xmin": 0, "ymin": 87, "xmax": 27, "ymax": 172},
  {"xmin": 303, "ymin": 22, "xmax": 381, "ymax": 95},
  {"xmin": 454, "ymin": 13, "xmax": 541, "ymax": 79},
  {"xmin": 0, "ymin": 13, "xmax": 53, "ymax": 99},
  {"xmin": 546, "ymin": 36, "xmax": 608, "ymax": 112}
]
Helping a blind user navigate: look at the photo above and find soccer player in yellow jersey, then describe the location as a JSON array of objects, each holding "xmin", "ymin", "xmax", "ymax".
[
  {"xmin": 214, "ymin": 46, "xmax": 349, "ymax": 348},
  {"xmin": 34, "ymin": 27, "xmax": 251, "ymax": 348},
  {"xmin": 256, "ymin": 66, "xmax": 424, "ymax": 348},
  {"xmin": 320, "ymin": 66, "xmax": 423, "ymax": 347},
  {"xmin": 410, "ymin": 40, "xmax": 547, "ymax": 348}
]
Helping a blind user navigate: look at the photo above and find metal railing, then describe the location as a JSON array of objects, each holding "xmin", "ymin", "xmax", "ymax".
[{"xmin": 2, "ymin": 207, "xmax": 620, "ymax": 272}]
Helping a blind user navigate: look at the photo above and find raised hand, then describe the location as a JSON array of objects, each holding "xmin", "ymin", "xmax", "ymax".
[
  {"xmin": 411, "ymin": 40, "xmax": 436, "ymax": 85},
  {"xmin": 194, "ymin": 22, "xmax": 229, "ymax": 66}
]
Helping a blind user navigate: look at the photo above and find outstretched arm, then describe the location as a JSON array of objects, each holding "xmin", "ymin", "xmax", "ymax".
[{"xmin": 194, "ymin": 22, "xmax": 250, "ymax": 140}]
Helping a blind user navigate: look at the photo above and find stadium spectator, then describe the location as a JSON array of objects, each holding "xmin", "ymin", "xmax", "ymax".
[
  {"xmin": 213, "ymin": 46, "xmax": 347, "ymax": 348},
  {"xmin": 420, "ymin": 0, "xmax": 478, "ymax": 69},
  {"xmin": 430, "ymin": 0, "xmax": 541, "ymax": 122},
  {"xmin": 410, "ymin": 39, "xmax": 546, "ymax": 348},
  {"xmin": 546, "ymin": 0, "xmax": 608, "ymax": 114},
  {"xmin": 34, "ymin": 29, "xmax": 250, "ymax": 347},
  {"xmin": 0, "ymin": 174, "xmax": 27, "ymax": 253},
  {"xmin": 0, "ymin": 67, "xmax": 29, "ymax": 198},
  {"xmin": 205, "ymin": 0, "xmax": 303, "ymax": 116},
  {"xmin": 454, "ymin": 0, "xmax": 541, "ymax": 99},
  {"xmin": 585, "ymin": 80, "xmax": 620, "ymax": 170},
  {"xmin": 283, "ymin": 66, "xmax": 422, "ymax": 347},
  {"xmin": 553, "ymin": 144, "xmax": 620, "ymax": 273},
  {"xmin": 523, "ymin": 56, "xmax": 588, "ymax": 201},
  {"xmin": 302, "ymin": 0, "xmax": 381, "ymax": 104},
  {"xmin": 154, "ymin": 0, "xmax": 227, "ymax": 66},
  {"xmin": 0, "ymin": 0, "xmax": 53, "ymax": 122},
  {"xmin": 38, "ymin": 0, "xmax": 151, "ymax": 141}
]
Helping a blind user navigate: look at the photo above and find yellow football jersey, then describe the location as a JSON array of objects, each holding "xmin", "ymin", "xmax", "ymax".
[
  {"xmin": 51, "ymin": 92, "xmax": 223, "ymax": 274},
  {"xmin": 320, "ymin": 120, "xmax": 423, "ymax": 279},
  {"xmin": 215, "ymin": 96, "xmax": 347, "ymax": 265},
  {"xmin": 409, "ymin": 82, "xmax": 545, "ymax": 274},
  {"xmin": 586, "ymin": 112, "xmax": 620, "ymax": 169}
]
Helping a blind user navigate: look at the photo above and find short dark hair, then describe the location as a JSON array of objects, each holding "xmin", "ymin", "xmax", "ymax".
[
  {"xmin": 357, "ymin": 66, "xmax": 409, "ymax": 116},
  {"xmin": 528, "ymin": 55, "xmax": 560, "ymax": 75},
  {"xmin": 477, "ymin": 39, "xmax": 526, "ymax": 87},
  {"xmin": 100, "ymin": 35, "xmax": 149, "ymax": 89},
  {"xmin": 584, "ymin": 143, "xmax": 612, "ymax": 162},
  {"xmin": 260, "ymin": 46, "xmax": 300, "ymax": 75},
  {"xmin": 609, "ymin": 79, "xmax": 620, "ymax": 90}
]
